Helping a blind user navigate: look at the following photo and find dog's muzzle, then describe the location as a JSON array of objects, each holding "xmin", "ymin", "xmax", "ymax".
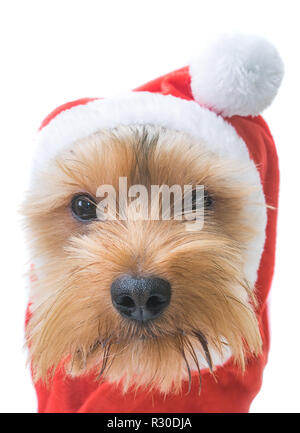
[{"xmin": 111, "ymin": 275, "xmax": 171, "ymax": 322}]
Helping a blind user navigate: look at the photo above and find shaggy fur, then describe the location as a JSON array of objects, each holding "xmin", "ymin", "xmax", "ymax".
[{"xmin": 23, "ymin": 125, "xmax": 262, "ymax": 394}]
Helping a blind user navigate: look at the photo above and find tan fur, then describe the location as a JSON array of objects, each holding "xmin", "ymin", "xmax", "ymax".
[{"xmin": 22, "ymin": 125, "xmax": 262, "ymax": 394}]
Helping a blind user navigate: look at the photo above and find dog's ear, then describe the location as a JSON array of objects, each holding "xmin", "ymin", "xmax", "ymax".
[{"xmin": 189, "ymin": 33, "xmax": 284, "ymax": 117}]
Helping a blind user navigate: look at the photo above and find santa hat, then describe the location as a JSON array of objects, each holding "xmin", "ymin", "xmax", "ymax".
[
  {"xmin": 35, "ymin": 34, "xmax": 283, "ymax": 170},
  {"xmin": 32, "ymin": 33, "xmax": 283, "ymax": 288},
  {"xmin": 29, "ymin": 34, "xmax": 283, "ymax": 412}
]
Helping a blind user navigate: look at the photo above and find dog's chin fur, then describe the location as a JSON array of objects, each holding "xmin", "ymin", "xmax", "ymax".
[{"xmin": 23, "ymin": 125, "xmax": 263, "ymax": 394}]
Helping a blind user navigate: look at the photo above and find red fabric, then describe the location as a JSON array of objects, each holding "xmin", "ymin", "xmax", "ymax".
[
  {"xmin": 27, "ymin": 67, "xmax": 279, "ymax": 413},
  {"xmin": 135, "ymin": 66, "xmax": 194, "ymax": 101},
  {"xmin": 39, "ymin": 97, "xmax": 98, "ymax": 130}
]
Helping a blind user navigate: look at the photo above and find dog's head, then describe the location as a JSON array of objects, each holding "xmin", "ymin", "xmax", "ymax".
[{"xmin": 23, "ymin": 125, "xmax": 264, "ymax": 393}]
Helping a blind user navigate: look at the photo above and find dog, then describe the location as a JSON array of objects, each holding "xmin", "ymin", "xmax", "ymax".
[{"xmin": 22, "ymin": 34, "xmax": 283, "ymax": 412}]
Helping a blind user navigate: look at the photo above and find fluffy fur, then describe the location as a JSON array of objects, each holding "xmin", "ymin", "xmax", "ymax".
[
  {"xmin": 189, "ymin": 33, "xmax": 284, "ymax": 117},
  {"xmin": 32, "ymin": 92, "xmax": 253, "ymax": 176},
  {"xmin": 23, "ymin": 125, "xmax": 263, "ymax": 394},
  {"xmin": 31, "ymin": 94, "xmax": 267, "ymax": 286}
]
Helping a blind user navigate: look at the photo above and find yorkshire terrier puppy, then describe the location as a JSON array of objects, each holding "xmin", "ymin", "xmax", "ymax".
[
  {"xmin": 23, "ymin": 125, "xmax": 262, "ymax": 392},
  {"xmin": 23, "ymin": 34, "xmax": 283, "ymax": 412}
]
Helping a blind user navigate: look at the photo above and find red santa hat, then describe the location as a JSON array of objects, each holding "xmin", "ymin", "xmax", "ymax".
[
  {"xmin": 32, "ymin": 33, "xmax": 283, "ymax": 287},
  {"xmin": 35, "ymin": 33, "xmax": 283, "ymax": 171},
  {"xmin": 29, "ymin": 33, "xmax": 283, "ymax": 412}
]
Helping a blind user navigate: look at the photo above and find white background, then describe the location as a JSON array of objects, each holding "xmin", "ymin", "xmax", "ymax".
[{"xmin": 0, "ymin": 0, "xmax": 299, "ymax": 413}]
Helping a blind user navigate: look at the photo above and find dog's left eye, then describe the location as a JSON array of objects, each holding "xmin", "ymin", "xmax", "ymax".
[
  {"xmin": 192, "ymin": 189, "xmax": 213, "ymax": 211},
  {"xmin": 71, "ymin": 194, "xmax": 97, "ymax": 222}
]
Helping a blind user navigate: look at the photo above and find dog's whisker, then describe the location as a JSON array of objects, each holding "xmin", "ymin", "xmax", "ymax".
[
  {"xmin": 179, "ymin": 338, "xmax": 192, "ymax": 395},
  {"xmin": 183, "ymin": 336, "xmax": 202, "ymax": 394},
  {"xmin": 97, "ymin": 341, "xmax": 112, "ymax": 380},
  {"xmin": 193, "ymin": 330, "xmax": 213, "ymax": 373}
]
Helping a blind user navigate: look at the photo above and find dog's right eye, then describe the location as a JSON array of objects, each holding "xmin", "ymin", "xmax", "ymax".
[{"xmin": 71, "ymin": 194, "xmax": 97, "ymax": 222}]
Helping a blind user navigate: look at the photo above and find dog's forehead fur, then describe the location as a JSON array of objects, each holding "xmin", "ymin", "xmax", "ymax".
[
  {"xmin": 29, "ymin": 125, "xmax": 257, "ymax": 213},
  {"xmin": 23, "ymin": 125, "xmax": 263, "ymax": 393}
]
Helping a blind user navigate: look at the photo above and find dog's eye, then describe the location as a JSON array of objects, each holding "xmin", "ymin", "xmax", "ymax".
[
  {"xmin": 71, "ymin": 194, "xmax": 97, "ymax": 222},
  {"xmin": 192, "ymin": 189, "xmax": 213, "ymax": 211},
  {"xmin": 203, "ymin": 190, "xmax": 214, "ymax": 209}
]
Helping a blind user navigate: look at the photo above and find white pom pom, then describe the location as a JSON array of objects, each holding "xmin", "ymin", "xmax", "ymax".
[{"xmin": 189, "ymin": 34, "xmax": 284, "ymax": 117}]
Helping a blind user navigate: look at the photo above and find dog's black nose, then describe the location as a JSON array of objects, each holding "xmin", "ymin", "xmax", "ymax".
[{"xmin": 111, "ymin": 275, "xmax": 171, "ymax": 322}]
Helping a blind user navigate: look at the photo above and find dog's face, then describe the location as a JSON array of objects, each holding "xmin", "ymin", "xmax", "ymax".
[{"xmin": 23, "ymin": 125, "xmax": 262, "ymax": 393}]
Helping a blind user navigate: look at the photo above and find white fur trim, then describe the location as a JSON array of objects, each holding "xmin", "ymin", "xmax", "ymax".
[
  {"xmin": 32, "ymin": 91, "xmax": 266, "ymax": 287},
  {"xmin": 34, "ymin": 92, "xmax": 250, "ymax": 173},
  {"xmin": 189, "ymin": 34, "xmax": 284, "ymax": 117}
]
